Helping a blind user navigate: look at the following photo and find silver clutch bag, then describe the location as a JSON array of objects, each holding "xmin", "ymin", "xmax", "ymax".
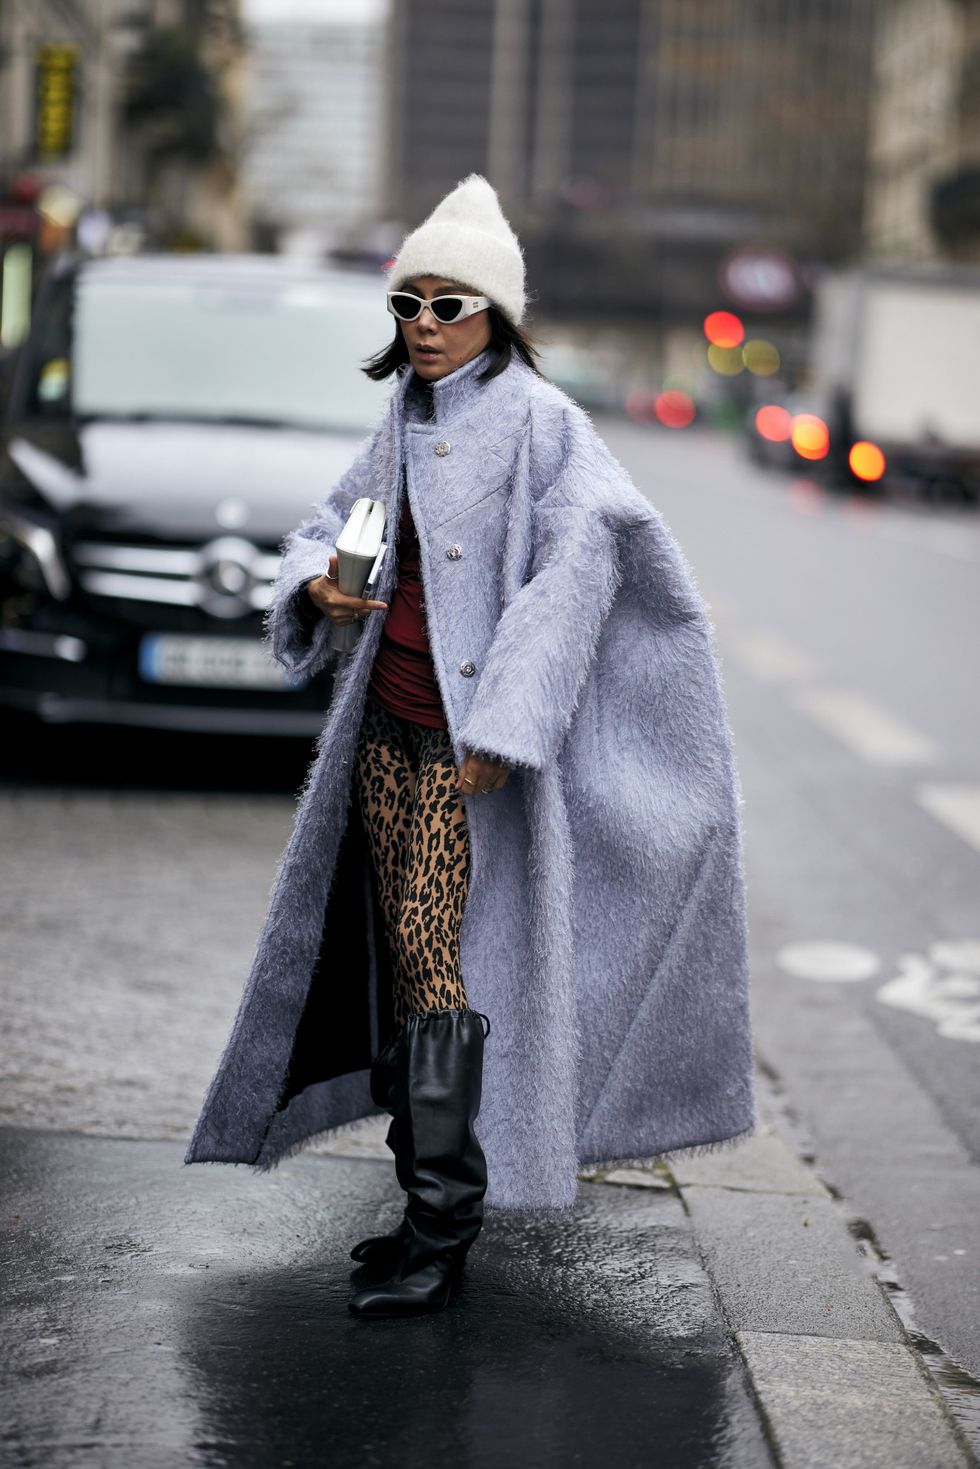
[{"xmin": 329, "ymin": 497, "xmax": 388, "ymax": 654}]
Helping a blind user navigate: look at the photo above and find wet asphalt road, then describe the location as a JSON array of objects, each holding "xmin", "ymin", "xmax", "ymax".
[{"xmin": 1, "ymin": 1129, "xmax": 773, "ymax": 1469}]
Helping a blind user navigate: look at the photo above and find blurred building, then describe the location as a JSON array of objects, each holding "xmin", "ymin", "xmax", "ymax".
[
  {"xmin": 122, "ymin": 0, "xmax": 249, "ymax": 252},
  {"xmin": 0, "ymin": 0, "xmax": 248, "ymax": 255},
  {"xmin": 241, "ymin": 2, "xmax": 387, "ymax": 256},
  {"xmin": 384, "ymin": 0, "xmax": 876, "ymax": 327},
  {"xmin": 864, "ymin": 0, "xmax": 980, "ymax": 263},
  {"xmin": 0, "ymin": 0, "xmax": 132, "ymax": 211}
]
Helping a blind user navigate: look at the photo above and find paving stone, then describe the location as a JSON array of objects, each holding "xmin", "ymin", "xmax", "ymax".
[
  {"xmin": 670, "ymin": 1127, "xmax": 830, "ymax": 1198},
  {"xmin": 737, "ymin": 1331, "xmax": 972, "ymax": 1469},
  {"xmin": 682, "ymin": 1187, "xmax": 903, "ymax": 1342}
]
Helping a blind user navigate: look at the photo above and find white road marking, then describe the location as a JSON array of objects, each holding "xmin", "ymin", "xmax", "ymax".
[
  {"xmin": 776, "ymin": 941, "xmax": 881, "ymax": 983},
  {"xmin": 876, "ymin": 941, "xmax": 980, "ymax": 1043},
  {"xmin": 931, "ymin": 939, "xmax": 980, "ymax": 969},
  {"xmin": 791, "ymin": 688, "xmax": 938, "ymax": 766},
  {"xmin": 726, "ymin": 631, "xmax": 818, "ymax": 683},
  {"xmin": 916, "ymin": 785, "xmax": 980, "ymax": 858}
]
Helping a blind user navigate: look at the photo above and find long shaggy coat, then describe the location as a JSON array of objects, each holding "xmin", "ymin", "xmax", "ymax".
[{"xmin": 184, "ymin": 345, "xmax": 757, "ymax": 1209}]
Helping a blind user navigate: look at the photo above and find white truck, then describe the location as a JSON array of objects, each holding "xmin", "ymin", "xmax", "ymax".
[{"xmin": 810, "ymin": 265, "xmax": 980, "ymax": 499}]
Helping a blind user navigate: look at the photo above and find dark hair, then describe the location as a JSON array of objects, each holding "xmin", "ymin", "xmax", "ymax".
[{"xmin": 361, "ymin": 302, "xmax": 545, "ymax": 384}]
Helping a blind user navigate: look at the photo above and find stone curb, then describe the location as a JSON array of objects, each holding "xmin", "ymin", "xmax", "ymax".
[{"xmin": 593, "ymin": 1065, "xmax": 977, "ymax": 1469}]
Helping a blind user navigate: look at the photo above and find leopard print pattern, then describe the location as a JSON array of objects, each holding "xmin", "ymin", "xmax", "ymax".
[{"xmin": 354, "ymin": 693, "xmax": 471, "ymax": 1031}]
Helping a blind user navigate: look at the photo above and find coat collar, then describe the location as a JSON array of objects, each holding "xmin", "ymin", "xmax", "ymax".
[
  {"xmin": 394, "ymin": 346, "xmax": 498, "ymax": 428},
  {"xmin": 390, "ymin": 347, "xmax": 529, "ymax": 530}
]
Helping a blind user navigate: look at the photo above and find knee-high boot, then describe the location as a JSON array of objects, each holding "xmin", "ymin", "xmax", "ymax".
[
  {"xmin": 349, "ymin": 1007, "xmax": 490, "ymax": 1318},
  {"xmin": 348, "ymin": 1030, "xmax": 412, "ymax": 1278}
]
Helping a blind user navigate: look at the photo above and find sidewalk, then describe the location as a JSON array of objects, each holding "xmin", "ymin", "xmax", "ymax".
[
  {"xmin": 591, "ymin": 1067, "xmax": 978, "ymax": 1469},
  {"xmin": 1, "ymin": 1068, "xmax": 973, "ymax": 1469}
]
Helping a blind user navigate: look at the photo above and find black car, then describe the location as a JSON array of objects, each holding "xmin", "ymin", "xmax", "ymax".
[{"xmin": 0, "ymin": 252, "xmax": 392, "ymax": 736}]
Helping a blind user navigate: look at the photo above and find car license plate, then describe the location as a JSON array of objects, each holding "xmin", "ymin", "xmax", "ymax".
[{"xmin": 138, "ymin": 633, "xmax": 306, "ymax": 690}]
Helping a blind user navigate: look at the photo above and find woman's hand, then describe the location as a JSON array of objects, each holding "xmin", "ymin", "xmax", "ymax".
[
  {"xmin": 458, "ymin": 750, "xmax": 511, "ymax": 795},
  {"xmin": 306, "ymin": 554, "xmax": 388, "ymax": 626}
]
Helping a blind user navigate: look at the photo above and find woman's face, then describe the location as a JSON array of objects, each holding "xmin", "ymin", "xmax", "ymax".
[{"xmin": 397, "ymin": 274, "xmax": 492, "ymax": 381}]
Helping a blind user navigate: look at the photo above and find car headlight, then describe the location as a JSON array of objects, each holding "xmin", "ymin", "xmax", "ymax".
[{"xmin": 0, "ymin": 509, "xmax": 70, "ymax": 600}]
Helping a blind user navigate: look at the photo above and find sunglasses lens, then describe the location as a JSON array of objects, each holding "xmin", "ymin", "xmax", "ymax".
[
  {"xmin": 390, "ymin": 294, "xmax": 421, "ymax": 320},
  {"xmin": 432, "ymin": 297, "xmax": 464, "ymax": 323}
]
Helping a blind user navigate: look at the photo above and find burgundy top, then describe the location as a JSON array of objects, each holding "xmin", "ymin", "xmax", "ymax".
[{"xmin": 366, "ymin": 496, "xmax": 448, "ymax": 730}]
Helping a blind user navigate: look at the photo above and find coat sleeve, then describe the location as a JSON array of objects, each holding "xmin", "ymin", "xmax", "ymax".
[
  {"xmin": 457, "ymin": 492, "xmax": 621, "ymax": 772},
  {"xmin": 261, "ymin": 427, "xmax": 380, "ymax": 681}
]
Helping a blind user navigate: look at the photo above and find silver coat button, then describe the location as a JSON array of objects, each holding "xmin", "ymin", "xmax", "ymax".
[
  {"xmin": 434, "ymin": 439, "xmax": 451, "ymax": 456},
  {"xmin": 459, "ymin": 660, "xmax": 476, "ymax": 677},
  {"xmin": 446, "ymin": 544, "xmax": 462, "ymax": 559}
]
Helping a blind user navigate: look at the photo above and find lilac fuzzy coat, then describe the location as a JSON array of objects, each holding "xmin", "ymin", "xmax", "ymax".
[{"xmin": 184, "ymin": 346, "xmax": 757, "ymax": 1209}]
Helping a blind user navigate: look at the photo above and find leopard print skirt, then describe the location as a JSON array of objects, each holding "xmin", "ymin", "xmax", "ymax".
[{"xmin": 354, "ymin": 693, "xmax": 471, "ymax": 1031}]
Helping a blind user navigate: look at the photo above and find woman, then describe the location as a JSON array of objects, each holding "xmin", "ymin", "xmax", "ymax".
[{"xmin": 185, "ymin": 175, "xmax": 756, "ymax": 1320}]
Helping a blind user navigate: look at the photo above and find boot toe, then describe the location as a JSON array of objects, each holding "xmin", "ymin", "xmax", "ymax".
[{"xmin": 348, "ymin": 1261, "xmax": 461, "ymax": 1318}]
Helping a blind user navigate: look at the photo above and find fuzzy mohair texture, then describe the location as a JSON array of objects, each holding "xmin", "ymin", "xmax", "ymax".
[{"xmin": 183, "ymin": 346, "xmax": 757, "ymax": 1210}]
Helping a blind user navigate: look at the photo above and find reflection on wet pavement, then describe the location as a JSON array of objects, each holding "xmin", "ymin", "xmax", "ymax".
[{"xmin": 1, "ymin": 1129, "xmax": 774, "ymax": 1468}]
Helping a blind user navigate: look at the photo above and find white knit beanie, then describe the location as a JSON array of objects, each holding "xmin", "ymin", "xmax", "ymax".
[{"xmin": 386, "ymin": 173, "xmax": 527, "ymax": 327}]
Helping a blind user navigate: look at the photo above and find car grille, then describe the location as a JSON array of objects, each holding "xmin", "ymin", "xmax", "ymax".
[{"xmin": 71, "ymin": 537, "xmax": 282, "ymax": 620}]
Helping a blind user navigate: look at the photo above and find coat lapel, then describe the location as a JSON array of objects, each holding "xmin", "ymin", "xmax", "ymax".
[{"xmin": 400, "ymin": 350, "xmax": 529, "ymax": 531}]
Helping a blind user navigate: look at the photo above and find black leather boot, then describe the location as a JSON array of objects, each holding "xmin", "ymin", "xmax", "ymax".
[
  {"xmin": 349, "ymin": 1028, "xmax": 411, "ymax": 1283},
  {"xmin": 348, "ymin": 1028, "xmax": 414, "ymax": 1280},
  {"xmin": 349, "ymin": 1007, "xmax": 490, "ymax": 1318}
]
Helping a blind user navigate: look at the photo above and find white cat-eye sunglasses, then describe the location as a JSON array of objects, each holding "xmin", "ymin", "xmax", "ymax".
[{"xmin": 387, "ymin": 291, "xmax": 491, "ymax": 324}]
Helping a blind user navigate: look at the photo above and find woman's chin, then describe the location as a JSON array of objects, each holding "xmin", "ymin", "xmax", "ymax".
[{"xmin": 412, "ymin": 355, "xmax": 448, "ymax": 379}]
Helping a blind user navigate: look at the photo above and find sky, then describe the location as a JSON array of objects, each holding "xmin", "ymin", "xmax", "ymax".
[{"xmin": 242, "ymin": 0, "xmax": 388, "ymax": 23}]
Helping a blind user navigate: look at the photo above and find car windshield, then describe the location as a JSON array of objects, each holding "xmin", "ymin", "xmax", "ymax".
[{"xmin": 35, "ymin": 272, "xmax": 393, "ymax": 433}]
